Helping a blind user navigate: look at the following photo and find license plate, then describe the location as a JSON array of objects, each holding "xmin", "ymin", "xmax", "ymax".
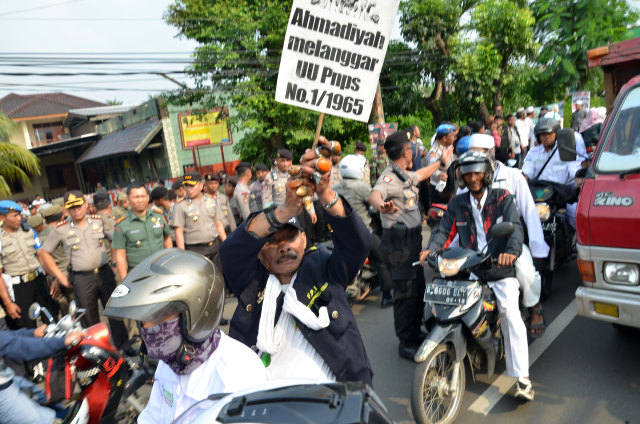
[{"xmin": 424, "ymin": 284, "xmax": 468, "ymax": 306}]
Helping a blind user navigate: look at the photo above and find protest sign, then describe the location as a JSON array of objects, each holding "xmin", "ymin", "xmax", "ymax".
[
  {"xmin": 571, "ymin": 91, "xmax": 591, "ymax": 111},
  {"xmin": 275, "ymin": 0, "xmax": 400, "ymax": 122}
]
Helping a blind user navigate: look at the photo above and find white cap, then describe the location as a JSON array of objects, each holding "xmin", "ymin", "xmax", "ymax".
[
  {"xmin": 339, "ymin": 154, "xmax": 366, "ymax": 180},
  {"xmin": 516, "ymin": 107, "xmax": 525, "ymax": 113},
  {"xmin": 575, "ymin": 100, "xmax": 583, "ymax": 105},
  {"xmin": 468, "ymin": 134, "xmax": 495, "ymax": 150},
  {"xmin": 526, "ymin": 106, "xmax": 534, "ymax": 113}
]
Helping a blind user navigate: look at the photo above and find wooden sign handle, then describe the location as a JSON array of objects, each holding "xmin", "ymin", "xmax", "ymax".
[{"xmin": 312, "ymin": 112, "xmax": 324, "ymax": 150}]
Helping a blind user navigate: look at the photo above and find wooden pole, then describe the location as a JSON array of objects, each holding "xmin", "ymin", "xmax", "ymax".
[{"xmin": 312, "ymin": 112, "xmax": 324, "ymax": 149}]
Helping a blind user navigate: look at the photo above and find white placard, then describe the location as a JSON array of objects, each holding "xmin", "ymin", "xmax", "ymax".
[{"xmin": 275, "ymin": 0, "xmax": 400, "ymax": 122}]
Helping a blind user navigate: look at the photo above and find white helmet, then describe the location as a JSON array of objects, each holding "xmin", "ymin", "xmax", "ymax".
[{"xmin": 339, "ymin": 154, "xmax": 366, "ymax": 180}]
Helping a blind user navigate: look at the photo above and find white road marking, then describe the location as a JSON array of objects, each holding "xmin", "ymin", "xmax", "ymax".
[{"xmin": 468, "ymin": 299, "xmax": 577, "ymax": 415}]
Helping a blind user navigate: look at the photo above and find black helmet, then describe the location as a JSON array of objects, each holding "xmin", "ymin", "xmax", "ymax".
[
  {"xmin": 534, "ymin": 117, "xmax": 561, "ymax": 136},
  {"xmin": 104, "ymin": 248, "xmax": 224, "ymax": 343},
  {"xmin": 455, "ymin": 151, "xmax": 494, "ymax": 188}
]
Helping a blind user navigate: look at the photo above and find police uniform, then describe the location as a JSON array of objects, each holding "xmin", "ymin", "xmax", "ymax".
[
  {"xmin": 233, "ymin": 181, "xmax": 252, "ymax": 222},
  {"xmin": 261, "ymin": 169, "xmax": 289, "ymax": 208},
  {"xmin": 248, "ymin": 180, "xmax": 263, "ymax": 212},
  {"xmin": 111, "ymin": 192, "xmax": 129, "ymax": 220},
  {"xmin": 427, "ymin": 140, "xmax": 456, "ymax": 204},
  {"xmin": 39, "ymin": 205, "xmax": 73, "ymax": 315},
  {"xmin": 112, "ymin": 208, "xmax": 170, "ymax": 270},
  {"xmin": 329, "ymin": 165, "xmax": 342, "ymax": 186},
  {"xmin": 215, "ymin": 194, "xmax": 236, "ymax": 235},
  {"xmin": 173, "ymin": 194, "xmax": 224, "ymax": 269},
  {"xmin": 371, "ymin": 132, "xmax": 425, "ymax": 356},
  {"xmin": 0, "ymin": 202, "xmax": 50, "ymax": 329},
  {"xmin": 42, "ymin": 193, "xmax": 129, "ymax": 350}
]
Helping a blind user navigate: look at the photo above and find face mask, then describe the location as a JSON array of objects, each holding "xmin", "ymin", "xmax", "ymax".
[{"xmin": 140, "ymin": 318, "xmax": 182, "ymax": 363}]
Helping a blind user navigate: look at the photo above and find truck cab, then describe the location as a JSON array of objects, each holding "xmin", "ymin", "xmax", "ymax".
[{"xmin": 575, "ymin": 73, "xmax": 640, "ymax": 328}]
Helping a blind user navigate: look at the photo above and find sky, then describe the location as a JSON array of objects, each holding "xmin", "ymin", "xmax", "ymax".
[{"xmin": 0, "ymin": 0, "xmax": 403, "ymax": 106}]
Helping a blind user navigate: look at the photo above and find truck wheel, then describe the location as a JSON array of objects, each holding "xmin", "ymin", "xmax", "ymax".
[{"xmin": 410, "ymin": 344, "xmax": 465, "ymax": 424}]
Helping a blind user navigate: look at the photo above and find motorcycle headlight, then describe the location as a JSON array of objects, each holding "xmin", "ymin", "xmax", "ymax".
[
  {"xmin": 536, "ymin": 203, "xmax": 551, "ymax": 222},
  {"xmin": 438, "ymin": 257, "xmax": 468, "ymax": 277}
]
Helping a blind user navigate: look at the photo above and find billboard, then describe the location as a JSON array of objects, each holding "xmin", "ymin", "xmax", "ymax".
[{"xmin": 177, "ymin": 108, "xmax": 233, "ymax": 150}]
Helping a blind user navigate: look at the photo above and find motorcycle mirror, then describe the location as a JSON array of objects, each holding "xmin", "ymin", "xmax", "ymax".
[
  {"xmin": 556, "ymin": 129, "xmax": 577, "ymax": 161},
  {"xmin": 488, "ymin": 222, "xmax": 515, "ymax": 239},
  {"xmin": 28, "ymin": 303, "xmax": 41, "ymax": 320},
  {"xmin": 68, "ymin": 301, "xmax": 77, "ymax": 317}
]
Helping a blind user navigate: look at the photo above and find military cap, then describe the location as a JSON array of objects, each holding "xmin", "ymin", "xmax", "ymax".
[
  {"xmin": 93, "ymin": 192, "xmax": 111, "ymax": 209},
  {"xmin": 0, "ymin": 200, "xmax": 23, "ymax": 214},
  {"xmin": 41, "ymin": 204, "xmax": 62, "ymax": 217},
  {"xmin": 254, "ymin": 163, "xmax": 269, "ymax": 172},
  {"xmin": 204, "ymin": 173, "xmax": 220, "ymax": 182},
  {"xmin": 276, "ymin": 149, "xmax": 293, "ymax": 160},
  {"xmin": 182, "ymin": 171, "xmax": 202, "ymax": 186},
  {"xmin": 64, "ymin": 190, "xmax": 85, "ymax": 208},
  {"xmin": 355, "ymin": 142, "xmax": 367, "ymax": 152},
  {"xmin": 27, "ymin": 214, "xmax": 43, "ymax": 228},
  {"xmin": 117, "ymin": 191, "xmax": 128, "ymax": 202},
  {"xmin": 52, "ymin": 197, "xmax": 64, "ymax": 207},
  {"xmin": 226, "ymin": 176, "xmax": 238, "ymax": 187},
  {"xmin": 436, "ymin": 123, "xmax": 455, "ymax": 135},
  {"xmin": 171, "ymin": 178, "xmax": 184, "ymax": 190},
  {"xmin": 150, "ymin": 186, "xmax": 168, "ymax": 201}
]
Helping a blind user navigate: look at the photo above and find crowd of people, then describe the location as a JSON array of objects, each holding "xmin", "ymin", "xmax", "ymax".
[{"xmin": 0, "ymin": 105, "xmax": 595, "ymax": 421}]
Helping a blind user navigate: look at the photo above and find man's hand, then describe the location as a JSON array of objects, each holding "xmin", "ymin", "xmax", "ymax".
[
  {"xmin": 57, "ymin": 275, "xmax": 71, "ymax": 288},
  {"xmin": 419, "ymin": 249, "xmax": 432, "ymax": 266},
  {"xmin": 309, "ymin": 211, "xmax": 317, "ymax": 225},
  {"xmin": 497, "ymin": 253, "xmax": 517, "ymax": 267},
  {"xmin": 49, "ymin": 279, "xmax": 59, "ymax": 299},
  {"xmin": 440, "ymin": 145, "xmax": 454, "ymax": 165},
  {"xmin": 5, "ymin": 302, "xmax": 21, "ymax": 320},
  {"xmin": 438, "ymin": 173, "xmax": 447, "ymax": 182},
  {"xmin": 34, "ymin": 324, "xmax": 47, "ymax": 338},
  {"xmin": 279, "ymin": 178, "xmax": 304, "ymax": 221},
  {"xmin": 64, "ymin": 331, "xmax": 84, "ymax": 347},
  {"xmin": 379, "ymin": 201, "xmax": 399, "ymax": 214}
]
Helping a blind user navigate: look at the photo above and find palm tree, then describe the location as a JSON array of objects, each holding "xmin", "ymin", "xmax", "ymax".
[{"xmin": 0, "ymin": 111, "xmax": 40, "ymax": 197}]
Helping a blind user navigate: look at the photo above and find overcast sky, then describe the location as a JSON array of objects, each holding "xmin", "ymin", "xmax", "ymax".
[{"xmin": 0, "ymin": 0, "xmax": 636, "ymax": 106}]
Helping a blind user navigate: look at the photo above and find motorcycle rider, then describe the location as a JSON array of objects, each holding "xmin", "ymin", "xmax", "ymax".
[
  {"xmin": 420, "ymin": 151, "xmax": 534, "ymax": 401},
  {"xmin": 460, "ymin": 134, "xmax": 547, "ymax": 336},
  {"xmin": 104, "ymin": 249, "xmax": 267, "ymax": 424},
  {"xmin": 522, "ymin": 118, "xmax": 583, "ymax": 229}
]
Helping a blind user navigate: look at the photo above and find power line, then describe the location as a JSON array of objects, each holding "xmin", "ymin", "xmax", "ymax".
[{"xmin": 0, "ymin": 0, "xmax": 88, "ymax": 17}]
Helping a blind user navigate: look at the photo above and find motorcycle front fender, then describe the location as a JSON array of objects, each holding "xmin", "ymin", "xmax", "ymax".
[{"xmin": 414, "ymin": 323, "xmax": 467, "ymax": 364}]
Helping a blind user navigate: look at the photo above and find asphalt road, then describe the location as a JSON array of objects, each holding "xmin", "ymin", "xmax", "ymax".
[{"xmin": 352, "ymin": 258, "xmax": 640, "ymax": 424}]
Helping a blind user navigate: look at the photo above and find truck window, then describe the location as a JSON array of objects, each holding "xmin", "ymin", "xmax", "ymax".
[{"xmin": 595, "ymin": 85, "xmax": 640, "ymax": 173}]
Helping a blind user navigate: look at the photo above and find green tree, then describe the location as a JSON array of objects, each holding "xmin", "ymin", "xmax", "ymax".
[
  {"xmin": 532, "ymin": 0, "xmax": 638, "ymax": 91},
  {"xmin": 0, "ymin": 112, "xmax": 41, "ymax": 196},
  {"xmin": 163, "ymin": 0, "xmax": 368, "ymax": 164}
]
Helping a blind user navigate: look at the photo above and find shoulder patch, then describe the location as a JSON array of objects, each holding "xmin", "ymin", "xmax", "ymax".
[
  {"xmin": 116, "ymin": 216, "xmax": 127, "ymax": 224},
  {"xmin": 151, "ymin": 207, "xmax": 163, "ymax": 215},
  {"xmin": 90, "ymin": 214, "xmax": 103, "ymax": 220},
  {"xmin": 176, "ymin": 198, "xmax": 185, "ymax": 204},
  {"xmin": 54, "ymin": 220, "xmax": 68, "ymax": 228},
  {"xmin": 383, "ymin": 175, "xmax": 392, "ymax": 183}
]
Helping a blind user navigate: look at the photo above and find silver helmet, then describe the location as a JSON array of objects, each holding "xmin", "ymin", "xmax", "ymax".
[
  {"xmin": 455, "ymin": 150, "xmax": 495, "ymax": 188},
  {"xmin": 104, "ymin": 248, "xmax": 224, "ymax": 343}
]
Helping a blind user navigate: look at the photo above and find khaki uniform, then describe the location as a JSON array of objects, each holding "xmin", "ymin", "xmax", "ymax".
[
  {"xmin": 215, "ymin": 194, "xmax": 236, "ymax": 234},
  {"xmin": 42, "ymin": 215, "xmax": 129, "ymax": 349},
  {"xmin": 261, "ymin": 170, "xmax": 288, "ymax": 207},
  {"xmin": 332, "ymin": 179, "xmax": 371, "ymax": 227},
  {"xmin": 330, "ymin": 165, "xmax": 342, "ymax": 186},
  {"xmin": 356, "ymin": 154, "xmax": 371, "ymax": 186},
  {"xmin": 427, "ymin": 142, "xmax": 454, "ymax": 186},
  {"xmin": 96, "ymin": 211, "xmax": 115, "ymax": 258},
  {"xmin": 372, "ymin": 166, "xmax": 421, "ymax": 230},
  {"xmin": 112, "ymin": 208, "xmax": 170, "ymax": 270},
  {"xmin": 112, "ymin": 205, "xmax": 128, "ymax": 220},
  {"xmin": 233, "ymin": 181, "xmax": 252, "ymax": 222},
  {"xmin": 38, "ymin": 226, "xmax": 69, "ymax": 272},
  {"xmin": 249, "ymin": 180, "xmax": 263, "ymax": 213},
  {"xmin": 0, "ymin": 227, "xmax": 49, "ymax": 329}
]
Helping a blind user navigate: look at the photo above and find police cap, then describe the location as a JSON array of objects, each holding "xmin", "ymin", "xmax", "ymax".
[
  {"xmin": 182, "ymin": 171, "xmax": 202, "ymax": 186},
  {"xmin": 254, "ymin": 163, "xmax": 269, "ymax": 172},
  {"xmin": 27, "ymin": 214, "xmax": 43, "ymax": 228},
  {"xmin": 41, "ymin": 204, "xmax": 62, "ymax": 218},
  {"xmin": 64, "ymin": 190, "xmax": 85, "ymax": 209},
  {"xmin": 226, "ymin": 176, "xmax": 237, "ymax": 187},
  {"xmin": 0, "ymin": 200, "xmax": 23, "ymax": 214},
  {"xmin": 171, "ymin": 178, "xmax": 184, "ymax": 190},
  {"xmin": 276, "ymin": 149, "xmax": 293, "ymax": 160},
  {"xmin": 204, "ymin": 173, "xmax": 220, "ymax": 182}
]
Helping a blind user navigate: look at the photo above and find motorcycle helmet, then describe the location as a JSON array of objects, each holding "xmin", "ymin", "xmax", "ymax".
[
  {"xmin": 455, "ymin": 151, "xmax": 494, "ymax": 188},
  {"xmin": 534, "ymin": 117, "xmax": 560, "ymax": 137},
  {"xmin": 104, "ymin": 248, "xmax": 224, "ymax": 343},
  {"xmin": 338, "ymin": 154, "xmax": 366, "ymax": 180}
]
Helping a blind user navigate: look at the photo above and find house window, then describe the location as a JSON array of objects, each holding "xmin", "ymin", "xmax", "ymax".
[{"xmin": 33, "ymin": 123, "xmax": 65, "ymax": 146}]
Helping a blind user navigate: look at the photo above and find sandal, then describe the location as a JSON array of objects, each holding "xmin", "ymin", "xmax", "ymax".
[{"xmin": 527, "ymin": 304, "xmax": 546, "ymax": 339}]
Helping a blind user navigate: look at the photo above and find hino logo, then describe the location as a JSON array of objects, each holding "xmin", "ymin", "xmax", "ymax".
[{"xmin": 593, "ymin": 191, "xmax": 634, "ymax": 207}]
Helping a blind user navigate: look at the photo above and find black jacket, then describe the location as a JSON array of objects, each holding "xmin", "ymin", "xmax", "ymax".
[
  {"xmin": 219, "ymin": 199, "xmax": 374, "ymax": 385},
  {"xmin": 427, "ymin": 187, "xmax": 524, "ymax": 280}
]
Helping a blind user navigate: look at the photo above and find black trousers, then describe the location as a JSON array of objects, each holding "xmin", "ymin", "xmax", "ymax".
[
  {"xmin": 5, "ymin": 273, "xmax": 56, "ymax": 330},
  {"xmin": 368, "ymin": 233, "xmax": 393, "ymax": 292},
  {"xmin": 380, "ymin": 223, "xmax": 425, "ymax": 346},
  {"xmin": 185, "ymin": 238, "xmax": 222, "ymax": 273},
  {"xmin": 71, "ymin": 266, "xmax": 129, "ymax": 351}
]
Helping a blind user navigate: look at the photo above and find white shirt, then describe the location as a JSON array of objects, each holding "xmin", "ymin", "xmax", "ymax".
[
  {"xmin": 515, "ymin": 119, "xmax": 529, "ymax": 149},
  {"xmin": 470, "ymin": 190, "xmax": 488, "ymax": 251},
  {"xmin": 139, "ymin": 332, "xmax": 268, "ymax": 424},
  {"xmin": 521, "ymin": 143, "xmax": 582, "ymax": 185},
  {"xmin": 527, "ymin": 117, "xmax": 536, "ymax": 147},
  {"xmin": 458, "ymin": 163, "xmax": 549, "ymax": 258}
]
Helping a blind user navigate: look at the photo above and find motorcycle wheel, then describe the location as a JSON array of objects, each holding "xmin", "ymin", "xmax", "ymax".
[{"xmin": 410, "ymin": 344, "xmax": 465, "ymax": 424}]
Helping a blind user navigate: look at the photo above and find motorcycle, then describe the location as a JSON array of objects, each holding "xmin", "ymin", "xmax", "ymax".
[
  {"xmin": 172, "ymin": 380, "xmax": 395, "ymax": 424},
  {"xmin": 410, "ymin": 222, "xmax": 514, "ymax": 424},
  {"xmin": 528, "ymin": 179, "xmax": 578, "ymax": 298},
  {"xmin": 28, "ymin": 302, "xmax": 153, "ymax": 424},
  {"xmin": 426, "ymin": 203, "xmax": 447, "ymax": 230}
]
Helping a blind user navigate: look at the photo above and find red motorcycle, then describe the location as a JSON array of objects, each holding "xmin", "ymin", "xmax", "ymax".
[{"xmin": 29, "ymin": 302, "xmax": 149, "ymax": 424}]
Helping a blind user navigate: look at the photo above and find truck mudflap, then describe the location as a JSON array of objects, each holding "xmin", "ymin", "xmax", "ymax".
[
  {"xmin": 576, "ymin": 286, "xmax": 640, "ymax": 329},
  {"xmin": 414, "ymin": 323, "xmax": 466, "ymax": 363}
]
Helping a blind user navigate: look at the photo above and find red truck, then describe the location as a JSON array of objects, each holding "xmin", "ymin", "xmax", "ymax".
[{"xmin": 575, "ymin": 39, "xmax": 640, "ymax": 329}]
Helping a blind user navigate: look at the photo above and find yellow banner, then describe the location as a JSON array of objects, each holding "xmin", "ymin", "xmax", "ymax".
[{"xmin": 178, "ymin": 109, "xmax": 232, "ymax": 149}]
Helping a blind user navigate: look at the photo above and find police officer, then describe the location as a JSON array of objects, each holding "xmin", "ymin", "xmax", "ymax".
[
  {"xmin": 172, "ymin": 178, "xmax": 186, "ymax": 201},
  {"xmin": 173, "ymin": 172, "xmax": 227, "ymax": 270},
  {"xmin": 150, "ymin": 186, "xmax": 176, "ymax": 243},
  {"xmin": 225, "ymin": 176, "xmax": 242, "ymax": 226},
  {"xmin": 203, "ymin": 173, "xmax": 219, "ymax": 197},
  {"xmin": 93, "ymin": 192, "xmax": 116, "ymax": 255},
  {"xmin": 354, "ymin": 142, "xmax": 371, "ymax": 185},
  {"xmin": 249, "ymin": 164, "xmax": 269, "ymax": 212},
  {"xmin": 113, "ymin": 183, "xmax": 172, "ymax": 279},
  {"xmin": 329, "ymin": 148, "xmax": 342, "ymax": 186},
  {"xmin": 111, "ymin": 191, "xmax": 129, "ymax": 220},
  {"xmin": 427, "ymin": 123, "xmax": 458, "ymax": 206},
  {"xmin": 233, "ymin": 163, "xmax": 252, "ymax": 222},
  {"xmin": 368, "ymin": 130, "xmax": 453, "ymax": 360},
  {"xmin": 0, "ymin": 200, "xmax": 52, "ymax": 330},
  {"xmin": 39, "ymin": 204, "xmax": 73, "ymax": 315},
  {"xmin": 371, "ymin": 138, "xmax": 389, "ymax": 183},
  {"xmin": 38, "ymin": 191, "xmax": 130, "ymax": 352},
  {"xmin": 207, "ymin": 173, "xmax": 236, "ymax": 235}
]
